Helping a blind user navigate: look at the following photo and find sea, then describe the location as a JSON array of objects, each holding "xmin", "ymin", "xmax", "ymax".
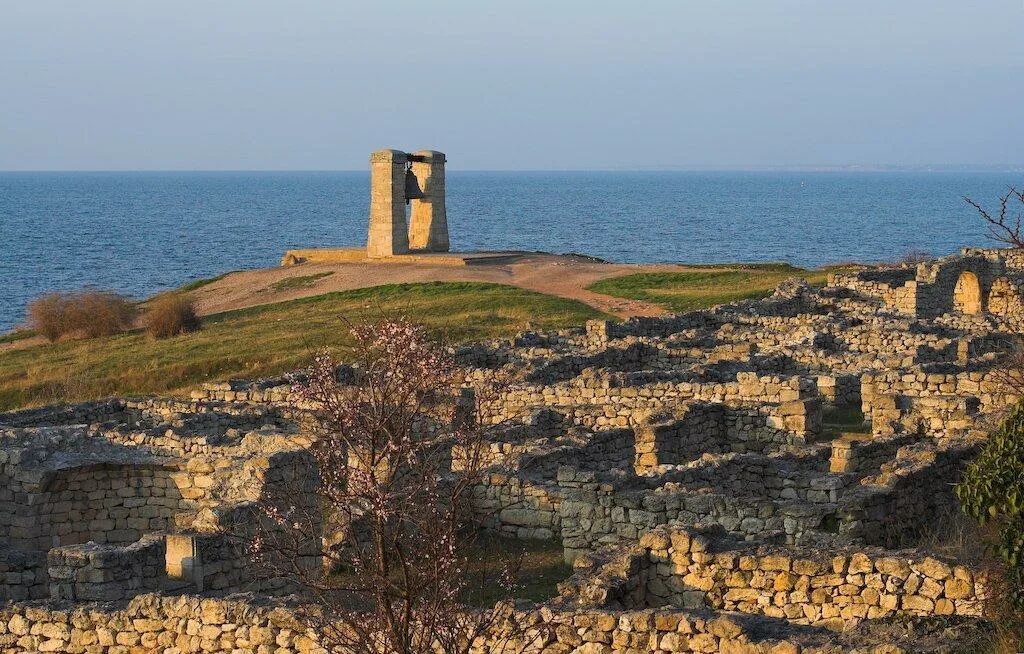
[{"xmin": 1, "ymin": 170, "xmax": 1020, "ymax": 333}]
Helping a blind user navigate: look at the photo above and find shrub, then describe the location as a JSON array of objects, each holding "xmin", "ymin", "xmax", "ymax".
[
  {"xmin": 145, "ymin": 294, "xmax": 200, "ymax": 339},
  {"xmin": 26, "ymin": 290, "xmax": 136, "ymax": 342},
  {"xmin": 75, "ymin": 291, "xmax": 138, "ymax": 338},
  {"xmin": 899, "ymin": 249, "xmax": 932, "ymax": 265},
  {"xmin": 26, "ymin": 293, "xmax": 71, "ymax": 342},
  {"xmin": 957, "ymin": 403, "xmax": 1024, "ymax": 607}
]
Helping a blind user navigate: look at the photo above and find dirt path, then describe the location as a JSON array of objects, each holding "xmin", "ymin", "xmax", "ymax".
[
  {"xmin": 189, "ymin": 253, "xmax": 691, "ymax": 320},
  {"xmin": 4, "ymin": 252, "xmax": 742, "ymax": 354},
  {"xmin": 0, "ymin": 253, "xmax": 688, "ymax": 354}
]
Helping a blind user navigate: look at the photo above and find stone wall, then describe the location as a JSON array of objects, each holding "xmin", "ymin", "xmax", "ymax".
[
  {"xmin": 826, "ymin": 270, "xmax": 918, "ymax": 315},
  {"xmin": 828, "ymin": 435, "xmax": 914, "ymax": 475},
  {"xmin": 472, "ymin": 476, "xmax": 562, "ymax": 540},
  {"xmin": 469, "ymin": 427, "xmax": 635, "ymax": 540},
  {"xmin": 634, "ymin": 400, "xmax": 822, "ymax": 473},
  {"xmin": 0, "ymin": 400, "xmax": 131, "ymax": 429},
  {"xmin": 861, "ymin": 367, "xmax": 1008, "ymax": 416},
  {"xmin": 0, "ymin": 548, "xmax": 47, "ymax": 602},
  {"xmin": 46, "ymin": 535, "xmax": 167, "ymax": 602},
  {"xmin": 867, "ymin": 393, "xmax": 980, "ymax": 438},
  {"xmin": 0, "ymin": 592, "xmax": 957, "ymax": 654},
  {"xmin": 3, "ymin": 250, "xmax": 1017, "ymax": 653},
  {"xmin": 963, "ymin": 246, "xmax": 1024, "ymax": 270},
  {"xmin": 556, "ymin": 436, "xmax": 976, "ymax": 563},
  {"xmin": 912, "ymin": 255, "xmax": 1008, "ymax": 318},
  {"xmin": 479, "ymin": 372, "xmax": 814, "ymax": 429},
  {"xmin": 829, "ymin": 251, "xmax": 1024, "ymax": 320},
  {"xmin": 839, "ymin": 440, "xmax": 981, "ymax": 547},
  {"xmin": 561, "ymin": 525, "xmax": 985, "ymax": 629},
  {"xmin": 986, "ymin": 276, "xmax": 1024, "ymax": 316},
  {"xmin": 1, "ymin": 462, "xmax": 185, "ymax": 553},
  {"xmin": 557, "ymin": 450, "xmax": 837, "ymax": 562},
  {"xmin": 0, "ymin": 412, "xmax": 320, "ymax": 616},
  {"xmin": 814, "ymin": 375, "xmax": 861, "ymax": 408},
  {"xmin": 187, "ymin": 381, "xmax": 298, "ymax": 405},
  {"xmin": 586, "ymin": 315, "xmax": 720, "ymax": 345},
  {"xmin": 634, "ymin": 404, "xmax": 726, "ymax": 473}
]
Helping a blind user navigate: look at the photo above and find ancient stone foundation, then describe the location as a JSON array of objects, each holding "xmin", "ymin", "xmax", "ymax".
[
  {"xmin": 5, "ymin": 248, "xmax": 1024, "ymax": 652},
  {"xmin": 0, "ymin": 399, "xmax": 321, "ymax": 608}
]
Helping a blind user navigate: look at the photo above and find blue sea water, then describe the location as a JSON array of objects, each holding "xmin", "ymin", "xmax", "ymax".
[{"xmin": 1, "ymin": 170, "xmax": 1020, "ymax": 332}]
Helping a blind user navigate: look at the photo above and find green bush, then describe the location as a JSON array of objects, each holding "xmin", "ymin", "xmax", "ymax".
[{"xmin": 956, "ymin": 403, "xmax": 1024, "ymax": 606}]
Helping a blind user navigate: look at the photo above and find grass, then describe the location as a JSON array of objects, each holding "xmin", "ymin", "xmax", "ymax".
[
  {"xmin": 0, "ymin": 329, "xmax": 35, "ymax": 345},
  {"xmin": 821, "ymin": 406, "xmax": 870, "ymax": 440},
  {"xmin": 672, "ymin": 262, "xmax": 805, "ymax": 272},
  {"xmin": 0, "ymin": 282, "xmax": 606, "ymax": 411},
  {"xmin": 464, "ymin": 535, "xmax": 571, "ymax": 606},
  {"xmin": 175, "ymin": 272, "xmax": 235, "ymax": 293},
  {"xmin": 587, "ymin": 267, "xmax": 834, "ymax": 313},
  {"xmin": 267, "ymin": 272, "xmax": 334, "ymax": 293},
  {"xmin": 136, "ymin": 272, "xmax": 238, "ymax": 310},
  {"xmin": 330, "ymin": 533, "xmax": 571, "ymax": 608}
]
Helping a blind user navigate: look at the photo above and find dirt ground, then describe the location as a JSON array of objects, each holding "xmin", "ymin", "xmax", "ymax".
[
  {"xmin": 189, "ymin": 252, "xmax": 692, "ymax": 320},
  {"xmin": 0, "ymin": 252, "xmax": 715, "ymax": 354}
]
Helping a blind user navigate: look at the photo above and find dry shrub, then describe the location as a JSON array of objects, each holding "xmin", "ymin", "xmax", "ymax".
[
  {"xmin": 77, "ymin": 291, "xmax": 138, "ymax": 338},
  {"xmin": 899, "ymin": 249, "xmax": 933, "ymax": 265},
  {"xmin": 145, "ymin": 294, "xmax": 200, "ymax": 339},
  {"xmin": 879, "ymin": 506, "xmax": 1023, "ymax": 651},
  {"xmin": 27, "ymin": 290, "xmax": 136, "ymax": 342},
  {"xmin": 26, "ymin": 293, "xmax": 70, "ymax": 342}
]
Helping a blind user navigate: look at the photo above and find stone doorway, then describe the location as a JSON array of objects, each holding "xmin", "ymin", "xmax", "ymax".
[{"xmin": 953, "ymin": 271, "xmax": 982, "ymax": 314}]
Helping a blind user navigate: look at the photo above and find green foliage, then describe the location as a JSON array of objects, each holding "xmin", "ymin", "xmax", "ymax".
[
  {"xmin": 588, "ymin": 268, "xmax": 832, "ymax": 313},
  {"xmin": 957, "ymin": 403, "xmax": 1024, "ymax": 605},
  {"xmin": 462, "ymin": 535, "xmax": 570, "ymax": 606}
]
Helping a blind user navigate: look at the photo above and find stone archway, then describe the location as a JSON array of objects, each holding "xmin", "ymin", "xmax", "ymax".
[{"xmin": 953, "ymin": 271, "xmax": 983, "ymax": 315}]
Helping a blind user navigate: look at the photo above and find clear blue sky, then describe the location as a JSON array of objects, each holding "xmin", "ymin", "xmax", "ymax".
[{"xmin": 1, "ymin": 1, "xmax": 1021, "ymax": 170}]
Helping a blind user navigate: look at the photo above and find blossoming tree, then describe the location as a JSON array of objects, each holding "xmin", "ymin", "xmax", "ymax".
[{"xmin": 247, "ymin": 319, "xmax": 523, "ymax": 654}]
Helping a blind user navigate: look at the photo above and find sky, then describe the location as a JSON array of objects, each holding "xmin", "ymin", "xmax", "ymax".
[{"xmin": 1, "ymin": 1, "xmax": 1022, "ymax": 171}]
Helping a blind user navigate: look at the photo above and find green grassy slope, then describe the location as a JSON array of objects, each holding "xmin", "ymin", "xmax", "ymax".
[
  {"xmin": 0, "ymin": 282, "xmax": 606, "ymax": 411},
  {"xmin": 587, "ymin": 267, "xmax": 832, "ymax": 313}
]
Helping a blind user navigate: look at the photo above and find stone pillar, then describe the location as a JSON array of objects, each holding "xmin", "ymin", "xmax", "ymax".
[
  {"xmin": 165, "ymin": 534, "xmax": 202, "ymax": 590},
  {"xmin": 367, "ymin": 149, "xmax": 409, "ymax": 258},
  {"xmin": 408, "ymin": 150, "xmax": 449, "ymax": 252}
]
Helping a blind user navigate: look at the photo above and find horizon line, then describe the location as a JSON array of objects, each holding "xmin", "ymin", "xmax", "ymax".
[{"xmin": 2, "ymin": 165, "xmax": 1023, "ymax": 174}]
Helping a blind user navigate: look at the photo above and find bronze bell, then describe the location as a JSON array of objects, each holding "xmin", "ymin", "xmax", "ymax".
[{"xmin": 404, "ymin": 167, "xmax": 425, "ymax": 203}]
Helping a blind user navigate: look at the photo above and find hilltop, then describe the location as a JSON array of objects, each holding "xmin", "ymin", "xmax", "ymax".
[{"xmin": 0, "ymin": 254, "xmax": 833, "ymax": 410}]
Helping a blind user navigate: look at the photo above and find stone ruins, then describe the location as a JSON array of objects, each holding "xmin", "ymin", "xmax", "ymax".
[
  {"xmin": 4, "ymin": 246, "xmax": 1024, "ymax": 652},
  {"xmin": 367, "ymin": 149, "xmax": 449, "ymax": 258}
]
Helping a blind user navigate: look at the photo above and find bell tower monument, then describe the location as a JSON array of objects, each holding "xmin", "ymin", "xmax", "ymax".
[{"xmin": 366, "ymin": 148, "xmax": 449, "ymax": 258}]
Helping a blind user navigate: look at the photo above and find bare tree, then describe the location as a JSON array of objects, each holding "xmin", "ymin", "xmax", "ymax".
[
  {"xmin": 247, "ymin": 319, "xmax": 524, "ymax": 654},
  {"xmin": 964, "ymin": 186, "xmax": 1024, "ymax": 249},
  {"xmin": 961, "ymin": 186, "xmax": 1024, "ymax": 404},
  {"xmin": 899, "ymin": 249, "xmax": 933, "ymax": 265}
]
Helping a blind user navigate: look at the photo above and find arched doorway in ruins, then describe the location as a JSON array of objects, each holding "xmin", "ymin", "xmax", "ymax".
[{"xmin": 953, "ymin": 271, "xmax": 983, "ymax": 315}]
